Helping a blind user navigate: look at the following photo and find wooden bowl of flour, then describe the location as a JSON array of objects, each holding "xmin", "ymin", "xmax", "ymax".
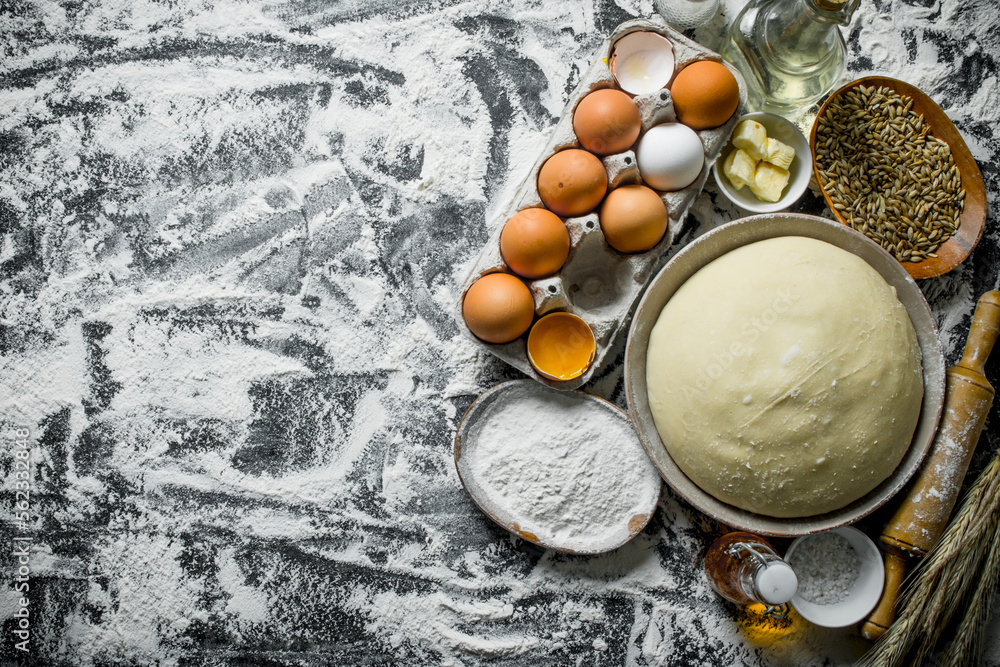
[
  {"xmin": 624, "ymin": 214, "xmax": 946, "ymax": 537},
  {"xmin": 454, "ymin": 380, "xmax": 661, "ymax": 554}
]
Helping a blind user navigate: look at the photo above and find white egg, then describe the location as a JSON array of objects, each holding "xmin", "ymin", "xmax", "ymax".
[{"xmin": 637, "ymin": 123, "xmax": 705, "ymax": 192}]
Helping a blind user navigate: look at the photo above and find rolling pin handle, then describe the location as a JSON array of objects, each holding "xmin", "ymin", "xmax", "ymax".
[
  {"xmin": 860, "ymin": 551, "xmax": 908, "ymax": 641},
  {"xmin": 862, "ymin": 290, "xmax": 1000, "ymax": 640},
  {"xmin": 958, "ymin": 290, "xmax": 1000, "ymax": 377}
]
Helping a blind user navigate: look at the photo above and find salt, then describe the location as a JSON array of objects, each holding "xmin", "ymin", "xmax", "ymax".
[{"xmin": 788, "ymin": 533, "xmax": 860, "ymax": 605}]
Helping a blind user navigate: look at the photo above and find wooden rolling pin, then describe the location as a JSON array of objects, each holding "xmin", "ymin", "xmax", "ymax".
[{"xmin": 861, "ymin": 290, "xmax": 1000, "ymax": 641}]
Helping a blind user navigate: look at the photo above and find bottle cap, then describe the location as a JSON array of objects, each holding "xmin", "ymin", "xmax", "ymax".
[
  {"xmin": 755, "ymin": 561, "xmax": 798, "ymax": 604},
  {"xmin": 814, "ymin": 0, "xmax": 859, "ymax": 22}
]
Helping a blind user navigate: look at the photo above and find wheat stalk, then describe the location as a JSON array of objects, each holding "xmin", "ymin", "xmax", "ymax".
[
  {"xmin": 860, "ymin": 450, "xmax": 1000, "ymax": 667},
  {"xmin": 939, "ymin": 514, "xmax": 1000, "ymax": 664}
]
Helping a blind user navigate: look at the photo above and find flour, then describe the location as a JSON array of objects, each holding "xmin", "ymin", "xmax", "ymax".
[{"xmin": 462, "ymin": 383, "xmax": 661, "ymax": 552}]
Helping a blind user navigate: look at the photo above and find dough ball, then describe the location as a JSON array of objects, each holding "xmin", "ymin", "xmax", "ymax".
[{"xmin": 645, "ymin": 237, "xmax": 923, "ymax": 518}]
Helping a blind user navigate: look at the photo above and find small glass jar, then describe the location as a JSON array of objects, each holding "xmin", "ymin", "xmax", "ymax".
[
  {"xmin": 721, "ymin": 0, "xmax": 859, "ymax": 118},
  {"xmin": 655, "ymin": 0, "xmax": 722, "ymax": 31},
  {"xmin": 704, "ymin": 532, "xmax": 798, "ymax": 610}
]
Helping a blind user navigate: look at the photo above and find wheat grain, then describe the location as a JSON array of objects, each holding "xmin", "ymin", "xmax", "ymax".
[{"xmin": 814, "ymin": 85, "xmax": 965, "ymax": 262}]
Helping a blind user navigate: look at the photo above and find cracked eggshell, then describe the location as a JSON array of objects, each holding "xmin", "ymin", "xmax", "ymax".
[
  {"xmin": 610, "ymin": 30, "xmax": 676, "ymax": 95},
  {"xmin": 527, "ymin": 312, "xmax": 596, "ymax": 381}
]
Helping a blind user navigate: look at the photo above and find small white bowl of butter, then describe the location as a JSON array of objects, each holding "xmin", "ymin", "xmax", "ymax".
[{"xmin": 713, "ymin": 112, "xmax": 812, "ymax": 213}]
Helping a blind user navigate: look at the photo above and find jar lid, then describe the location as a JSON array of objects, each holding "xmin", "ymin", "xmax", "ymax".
[{"xmin": 756, "ymin": 561, "xmax": 799, "ymax": 605}]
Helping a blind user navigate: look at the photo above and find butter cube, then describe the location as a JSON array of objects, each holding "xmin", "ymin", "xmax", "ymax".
[
  {"xmin": 723, "ymin": 149, "xmax": 756, "ymax": 191},
  {"xmin": 764, "ymin": 137, "xmax": 795, "ymax": 170},
  {"xmin": 750, "ymin": 161, "xmax": 790, "ymax": 202},
  {"xmin": 732, "ymin": 120, "xmax": 768, "ymax": 161}
]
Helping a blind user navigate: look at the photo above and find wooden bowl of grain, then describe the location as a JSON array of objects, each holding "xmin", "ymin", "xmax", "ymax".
[{"xmin": 810, "ymin": 76, "xmax": 987, "ymax": 280}]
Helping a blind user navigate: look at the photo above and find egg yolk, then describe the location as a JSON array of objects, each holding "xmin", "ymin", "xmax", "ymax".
[{"xmin": 527, "ymin": 313, "xmax": 596, "ymax": 381}]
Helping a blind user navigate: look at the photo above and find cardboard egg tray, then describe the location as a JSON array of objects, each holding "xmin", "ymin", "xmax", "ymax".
[{"xmin": 459, "ymin": 18, "xmax": 748, "ymax": 390}]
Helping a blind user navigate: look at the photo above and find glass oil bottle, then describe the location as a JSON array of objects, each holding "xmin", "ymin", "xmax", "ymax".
[
  {"xmin": 704, "ymin": 532, "xmax": 798, "ymax": 614},
  {"xmin": 720, "ymin": 0, "xmax": 860, "ymax": 118}
]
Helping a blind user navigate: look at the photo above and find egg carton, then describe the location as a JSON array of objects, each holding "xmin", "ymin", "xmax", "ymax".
[{"xmin": 459, "ymin": 17, "xmax": 748, "ymax": 390}]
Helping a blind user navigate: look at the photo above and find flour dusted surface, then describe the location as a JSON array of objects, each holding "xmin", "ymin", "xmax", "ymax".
[
  {"xmin": 466, "ymin": 384, "xmax": 661, "ymax": 552},
  {"xmin": 2, "ymin": 0, "xmax": 998, "ymax": 663}
]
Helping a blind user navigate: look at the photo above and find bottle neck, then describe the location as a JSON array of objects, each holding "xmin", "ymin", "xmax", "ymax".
[
  {"xmin": 738, "ymin": 554, "xmax": 771, "ymax": 603},
  {"xmin": 812, "ymin": 0, "xmax": 858, "ymax": 22},
  {"xmin": 758, "ymin": 0, "xmax": 849, "ymax": 69}
]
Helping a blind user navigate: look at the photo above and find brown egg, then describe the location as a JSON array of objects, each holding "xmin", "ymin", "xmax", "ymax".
[
  {"xmin": 500, "ymin": 208, "xmax": 570, "ymax": 279},
  {"xmin": 462, "ymin": 272, "xmax": 534, "ymax": 344},
  {"xmin": 573, "ymin": 89, "xmax": 642, "ymax": 156},
  {"xmin": 599, "ymin": 184, "xmax": 668, "ymax": 253},
  {"xmin": 670, "ymin": 60, "xmax": 740, "ymax": 130},
  {"xmin": 537, "ymin": 149, "xmax": 608, "ymax": 217}
]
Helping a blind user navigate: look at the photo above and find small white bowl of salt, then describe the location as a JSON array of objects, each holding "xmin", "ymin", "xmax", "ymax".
[{"xmin": 785, "ymin": 526, "xmax": 885, "ymax": 628}]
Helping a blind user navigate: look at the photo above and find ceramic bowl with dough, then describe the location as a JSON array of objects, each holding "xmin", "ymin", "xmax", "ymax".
[
  {"xmin": 645, "ymin": 236, "xmax": 922, "ymax": 518},
  {"xmin": 624, "ymin": 214, "xmax": 945, "ymax": 537}
]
